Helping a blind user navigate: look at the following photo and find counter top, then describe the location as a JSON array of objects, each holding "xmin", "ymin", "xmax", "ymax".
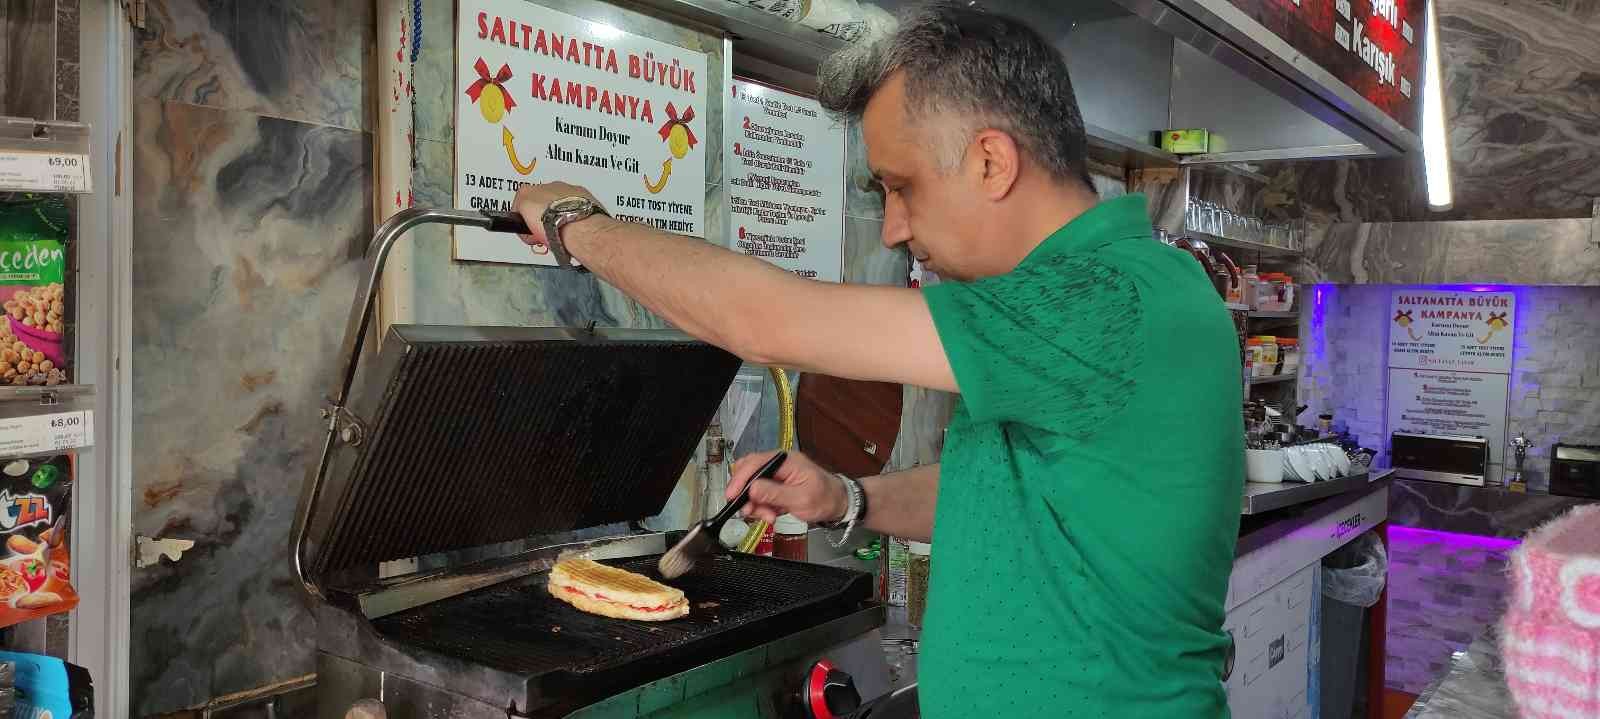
[
  {"xmin": 1405, "ymin": 627, "xmax": 1511, "ymax": 719},
  {"xmin": 1241, "ymin": 469, "xmax": 1394, "ymax": 515},
  {"xmin": 1390, "ymin": 477, "xmax": 1598, "ymax": 538}
]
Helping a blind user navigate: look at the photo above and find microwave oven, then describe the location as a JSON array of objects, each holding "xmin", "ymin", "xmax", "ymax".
[
  {"xmin": 1550, "ymin": 443, "xmax": 1600, "ymax": 499},
  {"xmin": 1391, "ymin": 432, "xmax": 1490, "ymax": 487}
]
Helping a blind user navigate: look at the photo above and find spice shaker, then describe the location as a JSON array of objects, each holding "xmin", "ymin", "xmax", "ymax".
[{"xmin": 907, "ymin": 541, "xmax": 931, "ymax": 628}]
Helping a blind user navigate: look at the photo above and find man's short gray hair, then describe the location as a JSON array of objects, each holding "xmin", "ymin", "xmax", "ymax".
[{"xmin": 818, "ymin": 1, "xmax": 1092, "ymax": 187}]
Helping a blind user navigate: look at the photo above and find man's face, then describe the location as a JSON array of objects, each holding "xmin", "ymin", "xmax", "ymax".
[{"xmin": 862, "ymin": 73, "xmax": 986, "ymax": 281}]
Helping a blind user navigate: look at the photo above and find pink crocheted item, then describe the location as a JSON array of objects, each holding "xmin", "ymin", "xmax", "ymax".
[{"xmin": 1502, "ymin": 504, "xmax": 1600, "ymax": 719}]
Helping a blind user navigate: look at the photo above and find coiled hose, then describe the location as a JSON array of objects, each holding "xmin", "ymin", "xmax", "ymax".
[{"xmin": 735, "ymin": 367, "xmax": 794, "ymax": 553}]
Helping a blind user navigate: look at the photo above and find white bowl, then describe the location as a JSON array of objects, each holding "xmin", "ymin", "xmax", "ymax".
[{"xmin": 1247, "ymin": 449, "xmax": 1285, "ymax": 484}]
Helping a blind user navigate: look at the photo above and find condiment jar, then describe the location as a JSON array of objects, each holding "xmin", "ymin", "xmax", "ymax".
[
  {"xmin": 907, "ymin": 541, "xmax": 931, "ymax": 628},
  {"xmin": 773, "ymin": 514, "xmax": 808, "ymax": 561}
]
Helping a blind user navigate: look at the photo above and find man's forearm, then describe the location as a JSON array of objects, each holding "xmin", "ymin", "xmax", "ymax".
[{"xmin": 859, "ymin": 463, "xmax": 939, "ymax": 542}]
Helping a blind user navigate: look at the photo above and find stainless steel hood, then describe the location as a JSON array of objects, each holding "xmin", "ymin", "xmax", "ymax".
[{"xmin": 620, "ymin": 0, "xmax": 1425, "ymax": 165}]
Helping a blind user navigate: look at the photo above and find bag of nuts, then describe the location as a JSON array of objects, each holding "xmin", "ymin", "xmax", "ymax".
[
  {"xmin": 0, "ymin": 194, "xmax": 69, "ymax": 387},
  {"xmin": 0, "ymin": 454, "xmax": 77, "ymax": 629}
]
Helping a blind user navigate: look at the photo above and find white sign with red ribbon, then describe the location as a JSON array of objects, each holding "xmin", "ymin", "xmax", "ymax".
[{"xmin": 454, "ymin": 0, "xmax": 708, "ymax": 264}]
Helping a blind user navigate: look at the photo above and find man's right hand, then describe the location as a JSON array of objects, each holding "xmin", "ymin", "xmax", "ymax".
[{"xmin": 727, "ymin": 450, "xmax": 848, "ymax": 525}]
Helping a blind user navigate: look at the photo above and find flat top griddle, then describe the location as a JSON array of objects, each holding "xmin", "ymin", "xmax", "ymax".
[{"xmin": 372, "ymin": 553, "xmax": 872, "ymax": 683}]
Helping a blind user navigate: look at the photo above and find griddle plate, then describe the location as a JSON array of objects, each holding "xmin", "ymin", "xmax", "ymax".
[{"xmin": 372, "ymin": 554, "xmax": 871, "ymax": 681}]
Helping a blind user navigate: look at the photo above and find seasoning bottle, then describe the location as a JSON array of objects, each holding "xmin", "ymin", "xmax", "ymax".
[
  {"xmin": 754, "ymin": 521, "xmax": 775, "ymax": 557},
  {"xmin": 1245, "ymin": 338, "xmax": 1263, "ymax": 378},
  {"xmin": 1278, "ymin": 338, "xmax": 1299, "ymax": 375},
  {"xmin": 773, "ymin": 514, "xmax": 808, "ymax": 561},
  {"xmin": 906, "ymin": 541, "xmax": 931, "ymax": 628}
]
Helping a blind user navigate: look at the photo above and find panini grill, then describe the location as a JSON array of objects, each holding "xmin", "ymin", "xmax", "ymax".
[{"xmin": 292, "ymin": 209, "xmax": 891, "ymax": 718}]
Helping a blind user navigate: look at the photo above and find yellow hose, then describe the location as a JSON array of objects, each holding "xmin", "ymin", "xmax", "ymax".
[{"xmin": 736, "ymin": 367, "xmax": 794, "ymax": 553}]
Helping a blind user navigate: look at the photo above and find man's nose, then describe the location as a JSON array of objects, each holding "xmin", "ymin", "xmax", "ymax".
[{"xmin": 881, "ymin": 200, "xmax": 911, "ymax": 249}]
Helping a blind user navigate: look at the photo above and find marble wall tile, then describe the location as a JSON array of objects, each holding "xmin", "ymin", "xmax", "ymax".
[
  {"xmin": 1303, "ymin": 218, "xmax": 1600, "ymax": 286},
  {"xmin": 1442, "ymin": 218, "xmax": 1600, "ymax": 285},
  {"xmin": 2, "ymin": 0, "xmax": 54, "ymax": 121},
  {"xmin": 134, "ymin": 0, "xmax": 373, "ymax": 131},
  {"xmin": 54, "ymin": 0, "xmax": 78, "ymax": 121},
  {"xmin": 844, "ymin": 216, "xmax": 901, "ymax": 286},
  {"xmin": 128, "ymin": 97, "xmax": 371, "ymax": 715},
  {"xmin": 843, "ymin": 119, "xmax": 883, "ymax": 221},
  {"xmin": 1429, "ymin": 0, "xmax": 1600, "ymax": 221},
  {"xmin": 1390, "ymin": 478, "xmax": 1597, "ymax": 538},
  {"xmin": 1128, "ymin": 167, "xmax": 1184, "ymax": 232},
  {"xmin": 412, "ymin": 0, "xmax": 454, "ymax": 144}
]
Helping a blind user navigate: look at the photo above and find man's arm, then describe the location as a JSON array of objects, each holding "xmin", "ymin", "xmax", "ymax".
[
  {"xmin": 858, "ymin": 464, "xmax": 938, "ymax": 542},
  {"xmin": 514, "ymin": 183, "xmax": 957, "ymax": 393},
  {"xmin": 730, "ymin": 450, "xmax": 938, "ymax": 542}
]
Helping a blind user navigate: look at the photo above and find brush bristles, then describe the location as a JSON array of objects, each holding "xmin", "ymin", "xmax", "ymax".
[{"xmin": 658, "ymin": 525, "xmax": 714, "ymax": 580}]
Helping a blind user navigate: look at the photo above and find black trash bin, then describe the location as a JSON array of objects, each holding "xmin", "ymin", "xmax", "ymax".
[{"xmin": 1319, "ymin": 530, "xmax": 1388, "ymax": 719}]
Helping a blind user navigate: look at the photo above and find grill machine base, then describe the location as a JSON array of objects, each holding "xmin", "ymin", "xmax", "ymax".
[{"xmin": 317, "ymin": 613, "xmax": 891, "ymax": 718}]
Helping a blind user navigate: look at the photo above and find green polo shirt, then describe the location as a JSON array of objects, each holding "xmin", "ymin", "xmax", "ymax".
[{"xmin": 919, "ymin": 194, "xmax": 1242, "ymax": 717}]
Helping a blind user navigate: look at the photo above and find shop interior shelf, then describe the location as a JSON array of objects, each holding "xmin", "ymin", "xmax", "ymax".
[
  {"xmin": 1241, "ymin": 469, "xmax": 1392, "ymax": 515},
  {"xmin": 0, "ymin": 384, "xmax": 93, "ymax": 403},
  {"xmin": 1248, "ymin": 374, "xmax": 1297, "ymax": 386},
  {"xmin": 1185, "ymin": 230, "xmax": 1302, "ymax": 257},
  {"xmin": 1248, "ymin": 310, "xmax": 1300, "ymax": 320}
]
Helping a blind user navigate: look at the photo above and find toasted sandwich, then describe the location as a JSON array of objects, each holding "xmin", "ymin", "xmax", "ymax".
[{"xmin": 547, "ymin": 558, "xmax": 689, "ymax": 621}]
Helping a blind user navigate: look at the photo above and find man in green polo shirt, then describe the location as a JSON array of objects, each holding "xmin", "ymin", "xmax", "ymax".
[{"xmin": 510, "ymin": 2, "xmax": 1241, "ymax": 715}]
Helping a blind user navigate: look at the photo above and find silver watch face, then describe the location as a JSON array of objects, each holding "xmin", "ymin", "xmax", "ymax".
[{"xmin": 550, "ymin": 196, "xmax": 591, "ymax": 214}]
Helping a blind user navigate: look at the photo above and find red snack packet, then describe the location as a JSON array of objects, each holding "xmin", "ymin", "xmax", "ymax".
[{"xmin": 0, "ymin": 454, "xmax": 77, "ymax": 628}]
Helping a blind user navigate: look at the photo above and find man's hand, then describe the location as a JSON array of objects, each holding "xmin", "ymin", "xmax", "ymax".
[
  {"xmin": 727, "ymin": 450, "xmax": 847, "ymax": 525},
  {"xmin": 511, "ymin": 181, "xmax": 602, "ymax": 249}
]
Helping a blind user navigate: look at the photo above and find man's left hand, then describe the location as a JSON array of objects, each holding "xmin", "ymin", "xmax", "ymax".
[{"xmin": 511, "ymin": 181, "xmax": 601, "ymax": 249}]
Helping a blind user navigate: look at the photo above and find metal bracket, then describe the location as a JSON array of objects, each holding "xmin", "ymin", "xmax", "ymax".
[
  {"xmin": 1590, "ymin": 197, "xmax": 1598, "ymax": 248},
  {"xmin": 321, "ymin": 405, "xmax": 369, "ymax": 447},
  {"xmin": 134, "ymin": 535, "xmax": 194, "ymax": 568}
]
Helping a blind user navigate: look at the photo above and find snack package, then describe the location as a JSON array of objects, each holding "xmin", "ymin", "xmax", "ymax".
[
  {"xmin": 0, "ymin": 652, "xmax": 93, "ymax": 719},
  {"xmin": 0, "ymin": 195, "xmax": 70, "ymax": 387},
  {"xmin": 0, "ymin": 455, "xmax": 76, "ymax": 628}
]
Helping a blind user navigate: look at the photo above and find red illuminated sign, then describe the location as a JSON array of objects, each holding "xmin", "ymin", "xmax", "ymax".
[{"xmin": 1223, "ymin": 0, "xmax": 1423, "ymax": 132}]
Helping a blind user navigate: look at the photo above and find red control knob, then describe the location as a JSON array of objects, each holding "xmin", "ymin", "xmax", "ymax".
[{"xmin": 804, "ymin": 659, "xmax": 861, "ymax": 719}]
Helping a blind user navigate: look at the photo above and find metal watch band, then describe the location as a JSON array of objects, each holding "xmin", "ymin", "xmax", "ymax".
[{"xmin": 541, "ymin": 198, "xmax": 608, "ymax": 271}]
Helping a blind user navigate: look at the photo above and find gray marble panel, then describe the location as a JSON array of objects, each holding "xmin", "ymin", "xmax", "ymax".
[
  {"xmin": 844, "ymin": 216, "xmax": 902, "ymax": 286},
  {"xmin": 54, "ymin": 0, "xmax": 78, "ymax": 122},
  {"xmin": 2, "ymin": 0, "xmax": 54, "ymax": 121},
  {"xmin": 1441, "ymin": 218, "xmax": 1600, "ymax": 285},
  {"xmin": 134, "ymin": 0, "xmax": 374, "ymax": 131},
  {"xmin": 1389, "ymin": 478, "xmax": 1598, "ymax": 539},
  {"xmin": 1128, "ymin": 167, "xmax": 1184, "ymax": 232},
  {"xmin": 1306, "ymin": 218, "xmax": 1600, "ymax": 286},
  {"xmin": 128, "ymin": 97, "xmax": 372, "ymax": 715},
  {"xmin": 844, "ymin": 118, "xmax": 883, "ymax": 221},
  {"xmin": 1430, "ymin": 0, "xmax": 1600, "ymax": 221},
  {"xmin": 412, "ymin": 0, "xmax": 455, "ymax": 144}
]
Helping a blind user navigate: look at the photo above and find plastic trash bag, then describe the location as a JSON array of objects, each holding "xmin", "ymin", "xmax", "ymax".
[{"xmin": 1321, "ymin": 530, "xmax": 1388, "ymax": 608}]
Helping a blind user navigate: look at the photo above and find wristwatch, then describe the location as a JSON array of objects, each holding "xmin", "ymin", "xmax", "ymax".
[{"xmin": 540, "ymin": 196, "xmax": 609, "ymax": 271}]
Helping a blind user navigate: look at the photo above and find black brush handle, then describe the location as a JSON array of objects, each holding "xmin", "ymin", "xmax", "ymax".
[
  {"xmin": 481, "ymin": 210, "xmax": 532, "ymax": 235},
  {"xmin": 711, "ymin": 452, "xmax": 787, "ymax": 529}
]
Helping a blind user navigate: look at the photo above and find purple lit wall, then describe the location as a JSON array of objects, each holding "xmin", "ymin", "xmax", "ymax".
[{"xmin": 1385, "ymin": 524, "xmax": 1523, "ymax": 693}]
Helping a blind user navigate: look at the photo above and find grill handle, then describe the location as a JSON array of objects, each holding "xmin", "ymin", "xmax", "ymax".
[{"xmin": 292, "ymin": 207, "xmax": 540, "ymax": 601}]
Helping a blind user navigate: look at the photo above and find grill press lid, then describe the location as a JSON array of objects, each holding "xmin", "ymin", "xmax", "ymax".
[{"xmin": 297, "ymin": 325, "xmax": 740, "ymax": 585}]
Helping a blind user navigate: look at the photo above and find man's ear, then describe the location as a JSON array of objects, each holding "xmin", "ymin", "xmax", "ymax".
[{"xmin": 972, "ymin": 129, "xmax": 1021, "ymax": 201}]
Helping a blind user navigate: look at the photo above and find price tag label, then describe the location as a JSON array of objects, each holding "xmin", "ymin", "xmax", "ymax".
[
  {"xmin": 0, "ymin": 151, "xmax": 91, "ymax": 193},
  {"xmin": 0, "ymin": 410, "xmax": 93, "ymax": 455}
]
